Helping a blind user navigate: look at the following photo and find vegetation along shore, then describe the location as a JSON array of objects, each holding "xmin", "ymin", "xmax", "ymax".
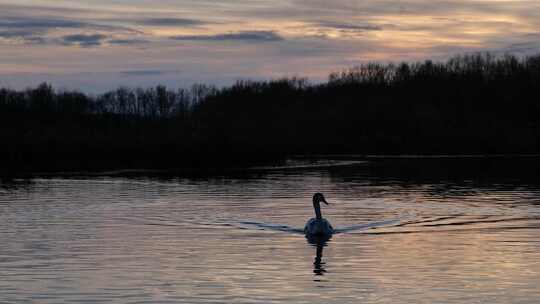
[{"xmin": 1, "ymin": 53, "xmax": 539, "ymax": 173}]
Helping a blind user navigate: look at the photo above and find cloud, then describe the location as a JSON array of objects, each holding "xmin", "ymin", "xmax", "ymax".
[
  {"xmin": 138, "ymin": 18, "xmax": 206, "ymax": 27},
  {"xmin": 494, "ymin": 34, "xmax": 540, "ymax": 55},
  {"xmin": 0, "ymin": 30, "xmax": 47, "ymax": 44},
  {"xmin": 0, "ymin": 29, "xmax": 39, "ymax": 38},
  {"xmin": 298, "ymin": 21, "xmax": 384, "ymax": 39},
  {"xmin": 170, "ymin": 31, "xmax": 284, "ymax": 42},
  {"xmin": 315, "ymin": 21, "xmax": 382, "ymax": 31},
  {"xmin": 503, "ymin": 42, "xmax": 539, "ymax": 54},
  {"xmin": 0, "ymin": 29, "xmax": 48, "ymax": 44},
  {"xmin": 0, "ymin": 17, "xmax": 87, "ymax": 30},
  {"xmin": 0, "ymin": 14, "xmax": 140, "ymax": 45},
  {"xmin": 62, "ymin": 34, "xmax": 108, "ymax": 47},
  {"xmin": 108, "ymin": 39, "xmax": 149, "ymax": 45},
  {"xmin": 119, "ymin": 70, "xmax": 172, "ymax": 76},
  {"xmin": 117, "ymin": 69, "xmax": 183, "ymax": 81},
  {"xmin": 0, "ymin": 3, "xmax": 102, "ymax": 16},
  {"xmin": 0, "ymin": 16, "xmax": 130, "ymax": 34},
  {"xmin": 3, "ymin": 0, "xmax": 540, "ymax": 93},
  {"xmin": 0, "ymin": 16, "xmax": 86, "ymax": 43}
]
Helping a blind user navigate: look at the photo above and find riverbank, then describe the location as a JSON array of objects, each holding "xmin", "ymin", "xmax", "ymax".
[{"xmin": 2, "ymin": 53, "xmax": 540, "ymax": 176}]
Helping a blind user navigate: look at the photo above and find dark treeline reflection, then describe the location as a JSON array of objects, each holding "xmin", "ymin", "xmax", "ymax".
[{"xmin": 1, "ymin": 53, "xmax": 540, "ymax": 172}]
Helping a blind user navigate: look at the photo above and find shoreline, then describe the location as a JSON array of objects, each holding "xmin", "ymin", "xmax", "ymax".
[{"xmin": 2, "ymin": 154, "xmax": 540, "ymax": 178}]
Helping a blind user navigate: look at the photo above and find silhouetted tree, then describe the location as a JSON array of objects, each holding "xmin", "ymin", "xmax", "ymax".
[{"xmin": 1, "ymin": 53, "xmax": 539, "ymax": 172}]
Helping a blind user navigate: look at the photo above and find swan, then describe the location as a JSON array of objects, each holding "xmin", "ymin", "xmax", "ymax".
[{"xmin": 304, "ymin": 193, "xmax": 334, "ymax": 236}]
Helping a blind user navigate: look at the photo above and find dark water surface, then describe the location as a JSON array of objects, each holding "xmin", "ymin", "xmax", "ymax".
[{"xmin": 2, "ymin": 158, "xmax": 540, "ymax": 303}]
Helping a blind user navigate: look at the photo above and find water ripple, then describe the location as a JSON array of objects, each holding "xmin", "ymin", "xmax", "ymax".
[{"xmin": 2, "ymin": 159, "xmax": 540, "ymax": 303}]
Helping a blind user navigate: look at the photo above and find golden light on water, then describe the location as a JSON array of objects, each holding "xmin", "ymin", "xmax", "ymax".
[{"xmin": 4, "ymin": 170, "xmax": 540, "ymax": 303}]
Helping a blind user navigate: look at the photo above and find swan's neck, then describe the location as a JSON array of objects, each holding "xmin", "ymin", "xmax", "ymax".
[{"xmin": 313, "ymin": 200, "xmax": 322, "ymax": 220}]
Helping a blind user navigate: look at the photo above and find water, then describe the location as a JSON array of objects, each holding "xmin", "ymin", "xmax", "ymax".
[{"xmin": 2, "ymin": 158, "xmax": 540, "ymax": 303}]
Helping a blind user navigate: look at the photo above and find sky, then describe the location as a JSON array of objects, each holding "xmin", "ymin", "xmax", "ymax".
[{"xmin": 1, "ymin": 0, "xmax": 540, "ymax": 92}]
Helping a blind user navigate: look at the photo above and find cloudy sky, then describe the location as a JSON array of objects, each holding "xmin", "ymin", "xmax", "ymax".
[{"xmin": 1, "ymin": 0, "xmax": 539, "ymax": 92}]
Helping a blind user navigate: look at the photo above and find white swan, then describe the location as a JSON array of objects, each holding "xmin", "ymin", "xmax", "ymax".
[{"xmin": 304, "ymin": 193, "xmax": 334, "ymax": 236}]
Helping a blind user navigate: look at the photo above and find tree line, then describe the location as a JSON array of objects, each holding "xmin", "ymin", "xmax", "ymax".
[{"xmin": 1, "ymin": 53, "xmax": 539, "ymax": 172}]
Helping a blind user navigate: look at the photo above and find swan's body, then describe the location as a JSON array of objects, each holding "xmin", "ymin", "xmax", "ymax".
[
  {"xmin": 304, "ymin": 193, "xmax": 334, "ymax": 236},
  {"xmin": 304, "ymin": 218, "xmax": 334, "ymax": 235}
]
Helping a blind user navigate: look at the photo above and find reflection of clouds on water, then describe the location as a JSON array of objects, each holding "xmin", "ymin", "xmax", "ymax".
[{"xmin": 2, "ymin": 159, "xmax": 540, "ymax": 303}]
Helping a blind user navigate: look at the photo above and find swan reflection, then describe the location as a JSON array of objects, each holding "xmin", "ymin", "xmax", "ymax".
[{"xmin": 306, "ymin": 233, "xmax": 332, "ymax": 278}]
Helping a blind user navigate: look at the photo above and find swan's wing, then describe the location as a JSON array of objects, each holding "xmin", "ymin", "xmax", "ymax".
[
  {"xmin": 334, "ymin": 219, "xmax": 401, "ymax": 234},
  {"xmin": 237, "ymin": 219, "xmax": 402, "ymax": 235},
  {"xmin": 239, "ymin": 221, "xmax": 305, "ymax": 234}
]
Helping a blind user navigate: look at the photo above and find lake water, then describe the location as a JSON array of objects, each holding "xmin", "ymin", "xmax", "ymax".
[{"xmin": 1, "ymin": 158, "xmax": 540, "ymax": 303}]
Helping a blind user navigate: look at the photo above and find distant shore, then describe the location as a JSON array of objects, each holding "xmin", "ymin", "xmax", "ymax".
[
  {"xmin": 3, "ymin": 154, "xmax": 540, "ymax": 179},
  {"xmin": 2, "ymin": 53, "xmax": 540, "ymax": 176}
]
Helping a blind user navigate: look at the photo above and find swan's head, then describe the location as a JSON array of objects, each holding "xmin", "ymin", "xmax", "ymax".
[{"xmin": 313, "ymin": 193, "xmax": 329, "ymax": 205}]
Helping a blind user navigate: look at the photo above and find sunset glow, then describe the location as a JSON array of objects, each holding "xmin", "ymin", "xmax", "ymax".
[{"xmin": 1, "ymin": 0, "xmax": 539, "ymax": 91}]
